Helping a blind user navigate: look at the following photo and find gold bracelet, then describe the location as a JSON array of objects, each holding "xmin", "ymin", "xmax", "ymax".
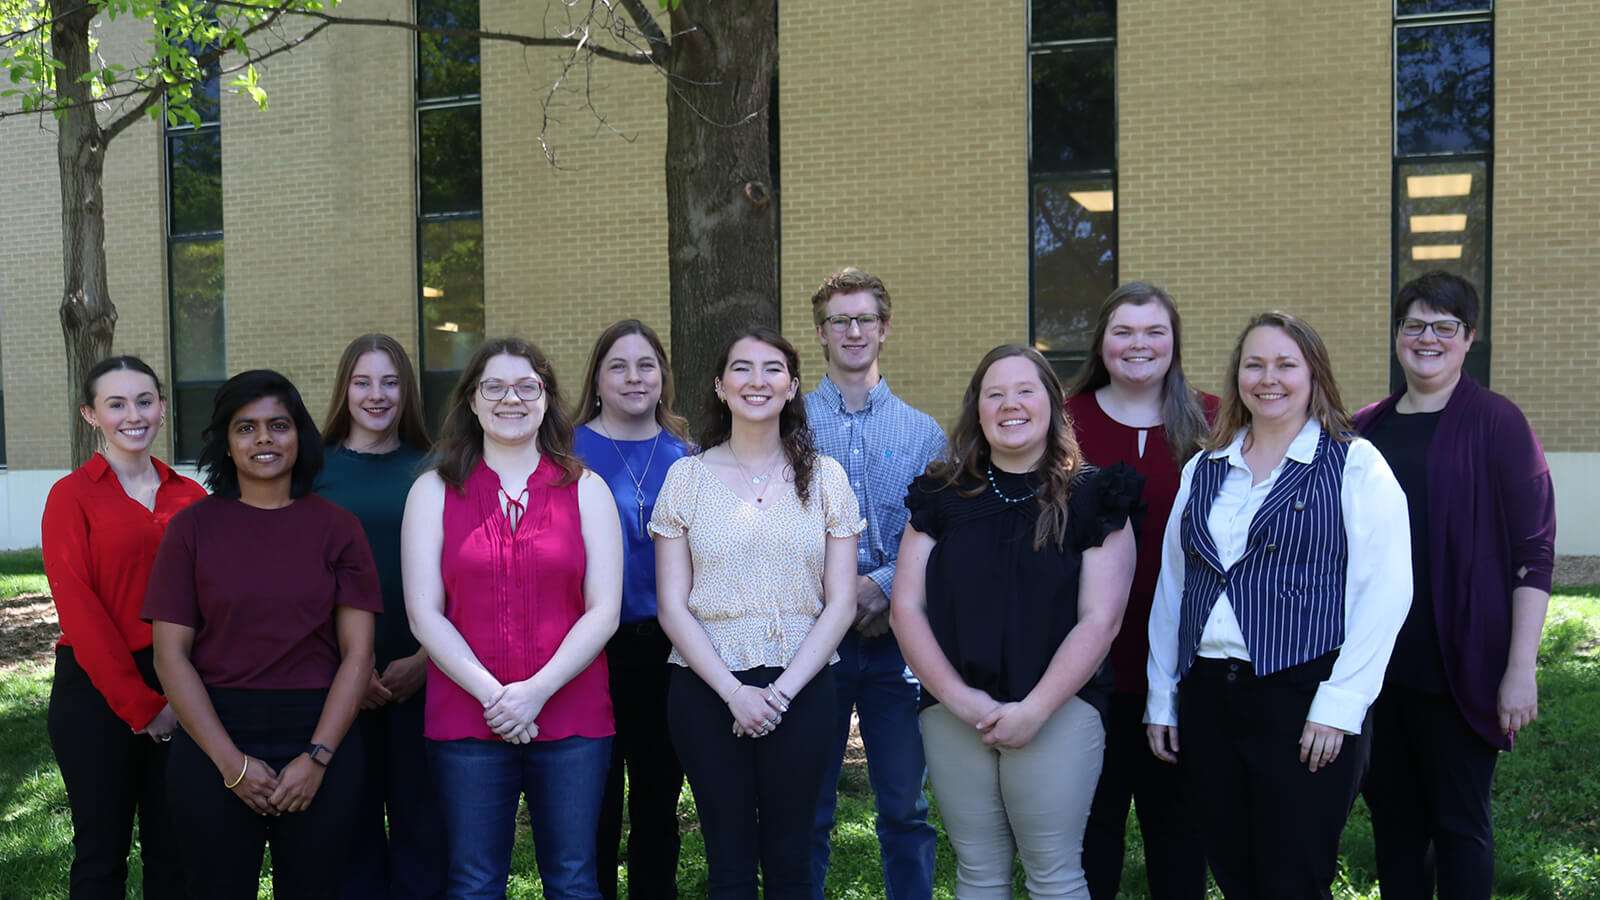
[
  {"xmin": 724, "ymin": 683, "xmax": 744, "ymax": 704},
  {"xmin": 225, "ymin": 756, "xmax": 249, "ymax": 790}
]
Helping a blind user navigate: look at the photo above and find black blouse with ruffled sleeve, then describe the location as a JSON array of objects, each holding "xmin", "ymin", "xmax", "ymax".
[{"xmin": 905, "ymin": 462, "xmax": 1144, "ymax": 715}]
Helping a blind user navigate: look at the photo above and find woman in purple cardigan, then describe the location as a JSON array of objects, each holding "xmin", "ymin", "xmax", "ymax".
[{"xmin": 1354, "ymin": 271, "xmax": 1557, "ymax": 900}]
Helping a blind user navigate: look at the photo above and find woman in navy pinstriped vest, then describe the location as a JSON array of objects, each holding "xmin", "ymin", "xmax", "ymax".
[{"xmin": 1144, "ymin": 312, "xmax": 1413, "ymax": 900}]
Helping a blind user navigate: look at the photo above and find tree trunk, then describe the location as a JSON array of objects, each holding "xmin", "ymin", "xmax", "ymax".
[
  {"xmin": 53, "ymin": 3, "xmax": 118, "ymax": 468},
  {"xmin": 664, "ymin": 0, "xmax": 778, "ymax": 434}
]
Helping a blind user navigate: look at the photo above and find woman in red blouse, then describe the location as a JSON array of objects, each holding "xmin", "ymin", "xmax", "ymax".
[
  {"xmin": 1065, "ymin": 283, "xmax": 1217, "ymax": 900},
  {"xmin": 42, "ymin": 356, "xmax": 207, "ymax": 899}
]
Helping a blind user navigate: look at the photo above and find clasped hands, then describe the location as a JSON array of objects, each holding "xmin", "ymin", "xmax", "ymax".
[
  {"xmin": 729, "ymin": 683, "xmax": 789, "ymax": 739},
  {"xmin": 229, "ymin": 752, "xmax": 326, "ymax": 816},
  {"xmin": 483, "ymin": 678, "xmax": 552, "ymax": 745}
]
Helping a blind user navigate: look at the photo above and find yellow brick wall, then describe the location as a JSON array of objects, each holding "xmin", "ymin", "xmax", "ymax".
[
  {"xmin": 1495, "ymin": 5, "xmax": 1600, "ymax": 452},
  {"xmin": 1119, "ymin": 0, "xmax": 1394, "ymax": 409},
  {"xmin": 221, "ymin": 0, "xmax": 416, "ymax": 421},
  {"xmin": 479, "ymin": 0, "xmax": 670, "ymax": 403},
  {"xmin": 0, "ymin": 18, "xmax": 170, "ymax": 468},
  {"xmin": 780, "ymin": 0, "xmax": 1029, "ymax": 429},
  {"xmin": 5, "ymin": 0, "xmax": 1598, "ymax": 473}
]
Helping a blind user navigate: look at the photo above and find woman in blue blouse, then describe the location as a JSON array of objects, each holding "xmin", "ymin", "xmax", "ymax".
[{"xmin": 573, "ymin": 320, "xmax": 692, "ymax": 900}]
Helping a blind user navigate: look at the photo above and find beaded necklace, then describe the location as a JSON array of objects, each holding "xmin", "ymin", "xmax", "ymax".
[{"xmin": 985, "ymin": 464, "xmax": 1037, "ymax": 504}]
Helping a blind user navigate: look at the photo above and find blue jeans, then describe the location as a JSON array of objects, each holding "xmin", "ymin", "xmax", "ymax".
[
  {"xmin": 429, "ymin": 735, "xmax": 612, "ymax": 900},
  {"xmin": 811, "ymin": 631, "xmax": 937, "ymax": 900}
]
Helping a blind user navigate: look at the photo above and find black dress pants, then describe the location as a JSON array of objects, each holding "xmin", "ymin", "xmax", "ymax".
[
  {"xmin": 339, "ymin": 691, "xmax": 446, "ymax": 900},
  {"xmin": 47, "ymin": 645, "xmax": 184, "ymax": 900},
  {"xmin": 166, "ymin": 688, "xmax": 364, "ymax": 900},
  {"xmin": 596, "ymin": 621, "xmax": 685, "ymax": 900},
  {"xmin": 1083, "ymin": 691, "xmax": 1207, "ymax": 900},
  {"xmin": 1178, "ymin": 654, "xmax": 1369, "ymax": 900},
  {"xmin": 1362, "ymin": 684, "xmax": 1498, "ymax": 900},
  {"xmin": 668, "ymin": 664, "xmax": 834, "ymax": 900}
]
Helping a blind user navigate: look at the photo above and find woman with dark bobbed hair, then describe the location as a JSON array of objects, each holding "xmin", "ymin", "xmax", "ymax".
[
  {"xmin": 1356, "ymin": 272, "xmax": 1556, "ymax": 900},
  {"xmin": 145, "ymin": 369, "xmax": 382, "ymax": 899},
  {"xmin": 1067, "ymin": 283, "xmax": 1213, "ymax": 900},
  {"xmin": 44, "ymin": 356, "xmax": 207, "ymax": 899},
  {"xmin": 651, "ymin": 326, "xmax": 862, "ymax": 899},
  {"xmin": 1146, "ymin": 312, "xmax": 1411, "ymax": 899}
]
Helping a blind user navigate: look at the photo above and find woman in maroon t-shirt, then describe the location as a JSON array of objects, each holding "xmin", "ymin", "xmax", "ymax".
[
  {"xmin": 145, "ymin": 369, "xmax": 382, "ymax": 899},
  {"xmin": 1065, "ymin": 283, "xmax": 1216, "ymax": 900}
]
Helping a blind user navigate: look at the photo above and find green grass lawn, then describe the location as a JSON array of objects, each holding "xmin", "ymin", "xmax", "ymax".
[{"xmin": 3, "ymin": 552, "xmax": 1597, "ymax": 898}]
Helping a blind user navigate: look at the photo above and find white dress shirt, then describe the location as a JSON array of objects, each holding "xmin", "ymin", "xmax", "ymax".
[{"xmin": 1145, "ymin": 419, "xmax": 1412, "ymax": 734}]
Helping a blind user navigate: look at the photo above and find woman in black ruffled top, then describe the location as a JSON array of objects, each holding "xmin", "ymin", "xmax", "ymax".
[{"xmin": 890, "ymin": 344, "xmax": 1141, "ymax": 900}]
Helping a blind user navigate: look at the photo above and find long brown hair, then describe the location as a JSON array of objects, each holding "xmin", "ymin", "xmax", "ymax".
[
  {"xmin": 321, "ymin": 333, "xmax": 431, "ymax": 452},
  {"xmin": 696, "ymin": 327, "xmax": 819, "ymax": 504},
  {"xmin": 573, "ymin": 319, "xmax": 690, "ymax": 443},
  {"xmin": 1066, "ymin": 282, "xmax": 1210, "ymax": 462},
  {"xmin": 927, "ymin": 344, "xmax": 1082, "ymax": 550},
  {"xmin": 432, "ymin": 338, "xmax": 583, "ymax": 490},
  {"xmin": 1205, "ymin": 311, "xmax": 1353, "ymax": 451}
]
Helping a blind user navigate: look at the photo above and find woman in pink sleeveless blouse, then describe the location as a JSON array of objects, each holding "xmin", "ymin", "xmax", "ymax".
[{"xmin": 402, "ymin": 338, "xmax": 623, "ymax": 900}]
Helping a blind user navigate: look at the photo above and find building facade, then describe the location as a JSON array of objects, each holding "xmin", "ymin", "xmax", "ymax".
[{"xmin": 1, "ymin": 0, "xmax": 1596, "ymax": 553}]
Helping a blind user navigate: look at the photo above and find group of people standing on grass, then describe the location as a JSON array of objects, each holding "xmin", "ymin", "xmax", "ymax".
[{"xmin": 41, "ymin": 265, "xmax": 1554, "ymax": 900}]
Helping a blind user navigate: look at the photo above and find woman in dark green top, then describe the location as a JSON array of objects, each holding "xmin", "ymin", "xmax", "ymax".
[{"xmin": 316, "ymin": 333, "xmax": 440, "ymax": 900}]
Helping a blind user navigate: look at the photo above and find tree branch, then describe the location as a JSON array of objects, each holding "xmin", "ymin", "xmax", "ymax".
[
  {"xmin": 208, "ymin": 0, "xmax": 654, "ymax": 65},
  {"xmin": 616, "ymin": 0, "xmax": 668, "ymax": 68}
]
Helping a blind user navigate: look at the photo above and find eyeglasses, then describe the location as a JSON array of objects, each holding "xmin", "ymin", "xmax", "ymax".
[
  {"xmin": 478, "ymin": 379, "xmax": 545, "ymax": 402},
  {"xmin": 1397, "ymin": 317, "xmax": 1467, "ymax": 339},
  {"xmin": 823, "ymin": 313, "xmax": 883, "ymax": 333}
]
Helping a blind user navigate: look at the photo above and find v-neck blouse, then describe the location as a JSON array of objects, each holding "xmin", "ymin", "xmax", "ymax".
[{"xmin": 649, "ymin": 453, "xmax": 864, "ymax": 672}]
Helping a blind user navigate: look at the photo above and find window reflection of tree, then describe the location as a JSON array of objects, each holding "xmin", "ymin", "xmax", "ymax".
[
  {"xmin": 1395, "ymin": 23, "xmax": 1492, "ymax": 156},
  {"xmin": 1033, "ymin": 182, "xmax": 1113, "ymax": 354}
]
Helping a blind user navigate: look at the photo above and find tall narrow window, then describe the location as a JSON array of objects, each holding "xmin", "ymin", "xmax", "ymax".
[
  {"xmin": 165, "ymin": 59, "xmax": 225, "ymax": 461},
  {"xmin": 1394, "ymin": 1, "xmax": 1492, "ymax": 385},
  {"xmin": 1028, "ymin": 0, "xmax": 1116, "ymax": 376},
  {"xmin": 416, "ymin": 0, "xmax": 484, "ymax": 430}
]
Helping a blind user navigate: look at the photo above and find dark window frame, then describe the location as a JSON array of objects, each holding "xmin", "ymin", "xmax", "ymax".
[
  {"xmin": 1390, "ymin": 5, "xmax": 1492, "ymax": 390},
  {"xmin": 1027, "ymin": 7, "xmax": 1117, "ymax": 371},
  {"xmin": 414, "ymin": 0, "xmax": 485, "ymax": 434},
  {"xmin": 163, "ymin": 71, "xmax": 226, "ymax": 463}
]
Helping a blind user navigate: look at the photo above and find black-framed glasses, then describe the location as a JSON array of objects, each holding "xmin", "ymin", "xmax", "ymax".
[
  {"xmin": 823, "ymin": 313, "xmax": 883, "ymax": 333},
  {"xmin": 1397, "ymin": 317, "xmax": 1467, "ymax": 339},
  {"xmin": 478, "ymin": 379, "xmax": 544, "ymax": 402}
]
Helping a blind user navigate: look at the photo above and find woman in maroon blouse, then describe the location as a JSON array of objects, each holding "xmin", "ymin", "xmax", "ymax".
[
  {"xmin": 43, "ymin": 356, "xmax": 206, "ymax": 899},
  {"xmin": 1065, "ymin": 283, "xmax": 1216, "ymax": 900},
  {"xmin": 145, "ymin": 370, "xmax": 382, "ymax": 900}
]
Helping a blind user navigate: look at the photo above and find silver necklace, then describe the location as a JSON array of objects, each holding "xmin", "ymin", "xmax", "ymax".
[
  {"xmin": 728, "ymin": 445, "xmax": 782, "ymax": 505},
  {"xmin": 598, "ymin": 420, "xmax": 661, "ymax": 532}
]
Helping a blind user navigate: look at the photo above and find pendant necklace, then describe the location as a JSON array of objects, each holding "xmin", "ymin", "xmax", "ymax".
[
  {"xmin": 728, "ymin": 445, "xmax": 781, "ymax": 505},
  {"xmin": 599, "ymin": 420, "xmax": 662, "ymax": 532}
]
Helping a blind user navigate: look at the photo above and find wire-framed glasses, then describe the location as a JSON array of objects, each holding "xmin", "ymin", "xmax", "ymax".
[
  {"xmin": 479, "ymin": 379, "xmax": 544, "ymax": 402},
  {"xmin": 823, "ymin": 313, "xmax": 883, "ymax": 333}
]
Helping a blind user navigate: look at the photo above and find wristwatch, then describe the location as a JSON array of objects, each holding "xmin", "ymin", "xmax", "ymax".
[{"xmin": 306, "ymin": 743, "xmax": 334, "ymax": 767}]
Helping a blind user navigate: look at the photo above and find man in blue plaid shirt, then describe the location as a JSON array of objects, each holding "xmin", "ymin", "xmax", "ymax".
[{"xmin": 805, "ymin": 268, "xmax": 944, "ymax": 900}]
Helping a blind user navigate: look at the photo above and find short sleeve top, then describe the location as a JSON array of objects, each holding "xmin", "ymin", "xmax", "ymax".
[
  {"xmin": 649, "ymin": 454, "xmax": 864, "ymax": 671},
  {"xmin": 906, "ymin": 462, "xmax": 1143, "ymax": 714},
  {"xmin": 142, "ymin": 495, "xmax": 383, "ymax": 690}
]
